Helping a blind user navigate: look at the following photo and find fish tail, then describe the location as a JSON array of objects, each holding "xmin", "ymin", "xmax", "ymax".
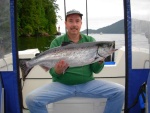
[{"xmin": 19, "ymin": 60, "xmax": 32, "ymax": 81}]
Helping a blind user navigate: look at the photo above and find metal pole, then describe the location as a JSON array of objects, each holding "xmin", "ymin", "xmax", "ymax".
[
  {"xmin": 86, "ymin": 0, "xmax": 88, "ymax": 35},
  {"xmin": 123, "ymin": 0, "xmax": 130, "ymax": 112},
  {"xmin": 64, "ymin": 0, "xmax": 67, "ymax": 32}
]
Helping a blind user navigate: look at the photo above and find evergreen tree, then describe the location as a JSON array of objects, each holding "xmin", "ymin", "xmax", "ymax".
[
  {"xmin": 43, "ymin": 0, "xmax": 58, "ymax": 34},
  {"xmin": 35, "ymin": 0, "xmax": 48, "ymax": 34},
  {"xmin": 21, "ymin": 0, "xmax": 36, "ymax": 36},
  {"xmin": 17, "ymin": 0, "xmax": 22, "ymax": 36},
  {"xmin": 17, "ymin": 0, "xmax": 59, "ymax": 36}
]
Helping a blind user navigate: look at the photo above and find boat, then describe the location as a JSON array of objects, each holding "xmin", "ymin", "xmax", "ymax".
[
  {"xmin": 54, "ymin": 26, "xmax": 61, "ymax": 35},
  {"xmin": 100, "ymin": 32, "xmax": 103, "ymax": 35},
  {"xmin": 1, "ymin": 45, "xmax": 149, "ymax": 113}
]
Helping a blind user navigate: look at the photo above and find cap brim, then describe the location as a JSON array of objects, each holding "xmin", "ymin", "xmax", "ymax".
[{"xmin": 67, "ymin": 13, "xmax": 83, "ymax": 16}]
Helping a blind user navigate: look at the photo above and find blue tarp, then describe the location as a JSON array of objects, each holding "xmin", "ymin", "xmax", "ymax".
[
  {"xmin": 124, "ymin": 0, "xmax": 150, "ymax": 112},
  {"xmin": 0, "ymin": 0, "xmax": 22, "ymax": 113},
  {"xmin": 127, "ymin": 70, "xmax": 149, "ymax": 113},
  {"xmin": 124, "ymin": 0, "xmax": 150, "ymax": 113}
]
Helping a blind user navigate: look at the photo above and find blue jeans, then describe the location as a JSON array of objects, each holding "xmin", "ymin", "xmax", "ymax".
[{"xmin": 26, "ymin": 80, "xmax": 125, "ymax": 113}]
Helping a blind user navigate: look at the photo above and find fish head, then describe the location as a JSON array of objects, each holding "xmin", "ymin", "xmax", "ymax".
[{"xmin": 97, "ymin": 42, "xmax": 117, "ymax": 58}]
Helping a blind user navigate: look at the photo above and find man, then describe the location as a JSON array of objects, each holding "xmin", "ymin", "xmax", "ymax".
[{"xmin": 26, "ymin": 9, "xmax": 125, "ymax": 113}]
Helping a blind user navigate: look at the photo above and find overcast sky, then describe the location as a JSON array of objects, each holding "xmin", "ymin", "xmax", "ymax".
[{"xmin": 56, "ymin": 0, "xmax": 150, "ymax": 33}]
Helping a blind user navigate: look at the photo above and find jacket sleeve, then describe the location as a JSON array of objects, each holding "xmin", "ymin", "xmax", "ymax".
[
  {"xmin": 50, "ymin": 39, "xmax": 60, "ymax": 48},
  {"xmin": 90, "ymin": 62, "xmax": 104, "ymax": 74}
]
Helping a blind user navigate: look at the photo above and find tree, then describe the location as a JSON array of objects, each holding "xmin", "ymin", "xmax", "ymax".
[
  {"xmin": 43, "ymin": 0, "xmax": 58, "ymax": 34},
  {"xmin": 17, "ymin": 0, "xmax": 59, "ymax": 36}
]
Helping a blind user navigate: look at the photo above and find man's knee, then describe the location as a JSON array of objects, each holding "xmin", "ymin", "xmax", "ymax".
[
  {"xmin": 118, "ymin": 85, "xmax": 125, "ymax": 98},
  {"xmin": 26, "ymin": 93, "xmax": 37, "ymax": 106}
]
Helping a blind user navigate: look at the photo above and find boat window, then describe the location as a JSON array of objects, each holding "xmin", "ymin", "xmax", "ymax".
[
  {"xmin": 131, "ymin": 0, "xmax": 150, "ymax": 69},
  {"xmin": 0, "ymin": 0, "xmax": 13, "ymax": 71}
]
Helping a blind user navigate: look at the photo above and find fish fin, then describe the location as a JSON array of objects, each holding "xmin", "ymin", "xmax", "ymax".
[
  {"xmin": 61, "ymin": 41, "xmax": 74, "ymax": 46},
  {"xmin": 19, "ymin": 60, "xmax": 33, "ymax": 81},
  {"xmin": 93, "ymin": 56, "xmax": 103, "ymax": 63}
]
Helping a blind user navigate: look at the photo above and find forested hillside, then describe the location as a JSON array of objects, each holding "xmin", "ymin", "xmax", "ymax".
[
  {"xmin": 81, "ymin": 19, "xmax": 124, "ymax": 34},
  {"xmin": 17, "ymin": 0, "xmax": 59, "ymax": 37}
]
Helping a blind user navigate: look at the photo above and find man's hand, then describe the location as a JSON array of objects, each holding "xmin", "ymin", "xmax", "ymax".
[
  {"xmin": 54, "ymin": 60, "xmax": 69, "ymax": 75},
  {"xmin": 99, "ymin": 58, "xmax": 105, "ymax": 64}
]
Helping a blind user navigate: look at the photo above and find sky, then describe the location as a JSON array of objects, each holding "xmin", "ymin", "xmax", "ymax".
[{"xmin": 56, "ymin": 0, "xmax": 150, "ymax": 33}]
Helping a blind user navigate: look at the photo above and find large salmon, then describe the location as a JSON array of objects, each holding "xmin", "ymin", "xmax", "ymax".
[{"xmin": 19, "ymin": 41, "xmax": 117, "ymax": 80}]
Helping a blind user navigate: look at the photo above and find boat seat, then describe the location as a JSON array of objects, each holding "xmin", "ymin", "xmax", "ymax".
[{"xmin": 47, "ymin": 97, "xmax": 107, "ymax": 113}]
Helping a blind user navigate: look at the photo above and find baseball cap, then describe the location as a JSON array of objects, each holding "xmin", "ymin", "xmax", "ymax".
[
  {"xmin": 65, "ymin": 9, "xmax": 83, "ymax": 20},
  {"xmin": 66, "ymin": 9, "xmax": 83, "ymax": 17}
]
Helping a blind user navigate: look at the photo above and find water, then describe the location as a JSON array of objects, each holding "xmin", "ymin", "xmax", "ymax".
[
  {"xmin": 17, "ymin": 36, "xmax": 56, "ymax": 52},
  {"xmin": 17, "ymin": 34, "xmax": 149, "ymax": 51},
  {"xmin": 89, "ymin": 34, "xmax": 149, "ymax": 49}
]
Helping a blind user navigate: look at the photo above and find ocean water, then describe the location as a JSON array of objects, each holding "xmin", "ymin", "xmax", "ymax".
[
  {"xmin": 89, "ymin": 34, "xmax": 149, "ymax": 50},
  {"xmin": 90, "ymin": 34, "xmax": 150, "ymax": 69}
]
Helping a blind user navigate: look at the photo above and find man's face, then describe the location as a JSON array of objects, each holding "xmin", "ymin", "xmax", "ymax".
[{"xmin": 65, "ymin": 14, "xmax": 82, "ymax": 35}]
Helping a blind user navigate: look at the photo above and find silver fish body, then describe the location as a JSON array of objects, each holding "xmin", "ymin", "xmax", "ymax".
[{"xmin": 20, "ymin": 41, "xmax": 116, "ymax": 80}]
